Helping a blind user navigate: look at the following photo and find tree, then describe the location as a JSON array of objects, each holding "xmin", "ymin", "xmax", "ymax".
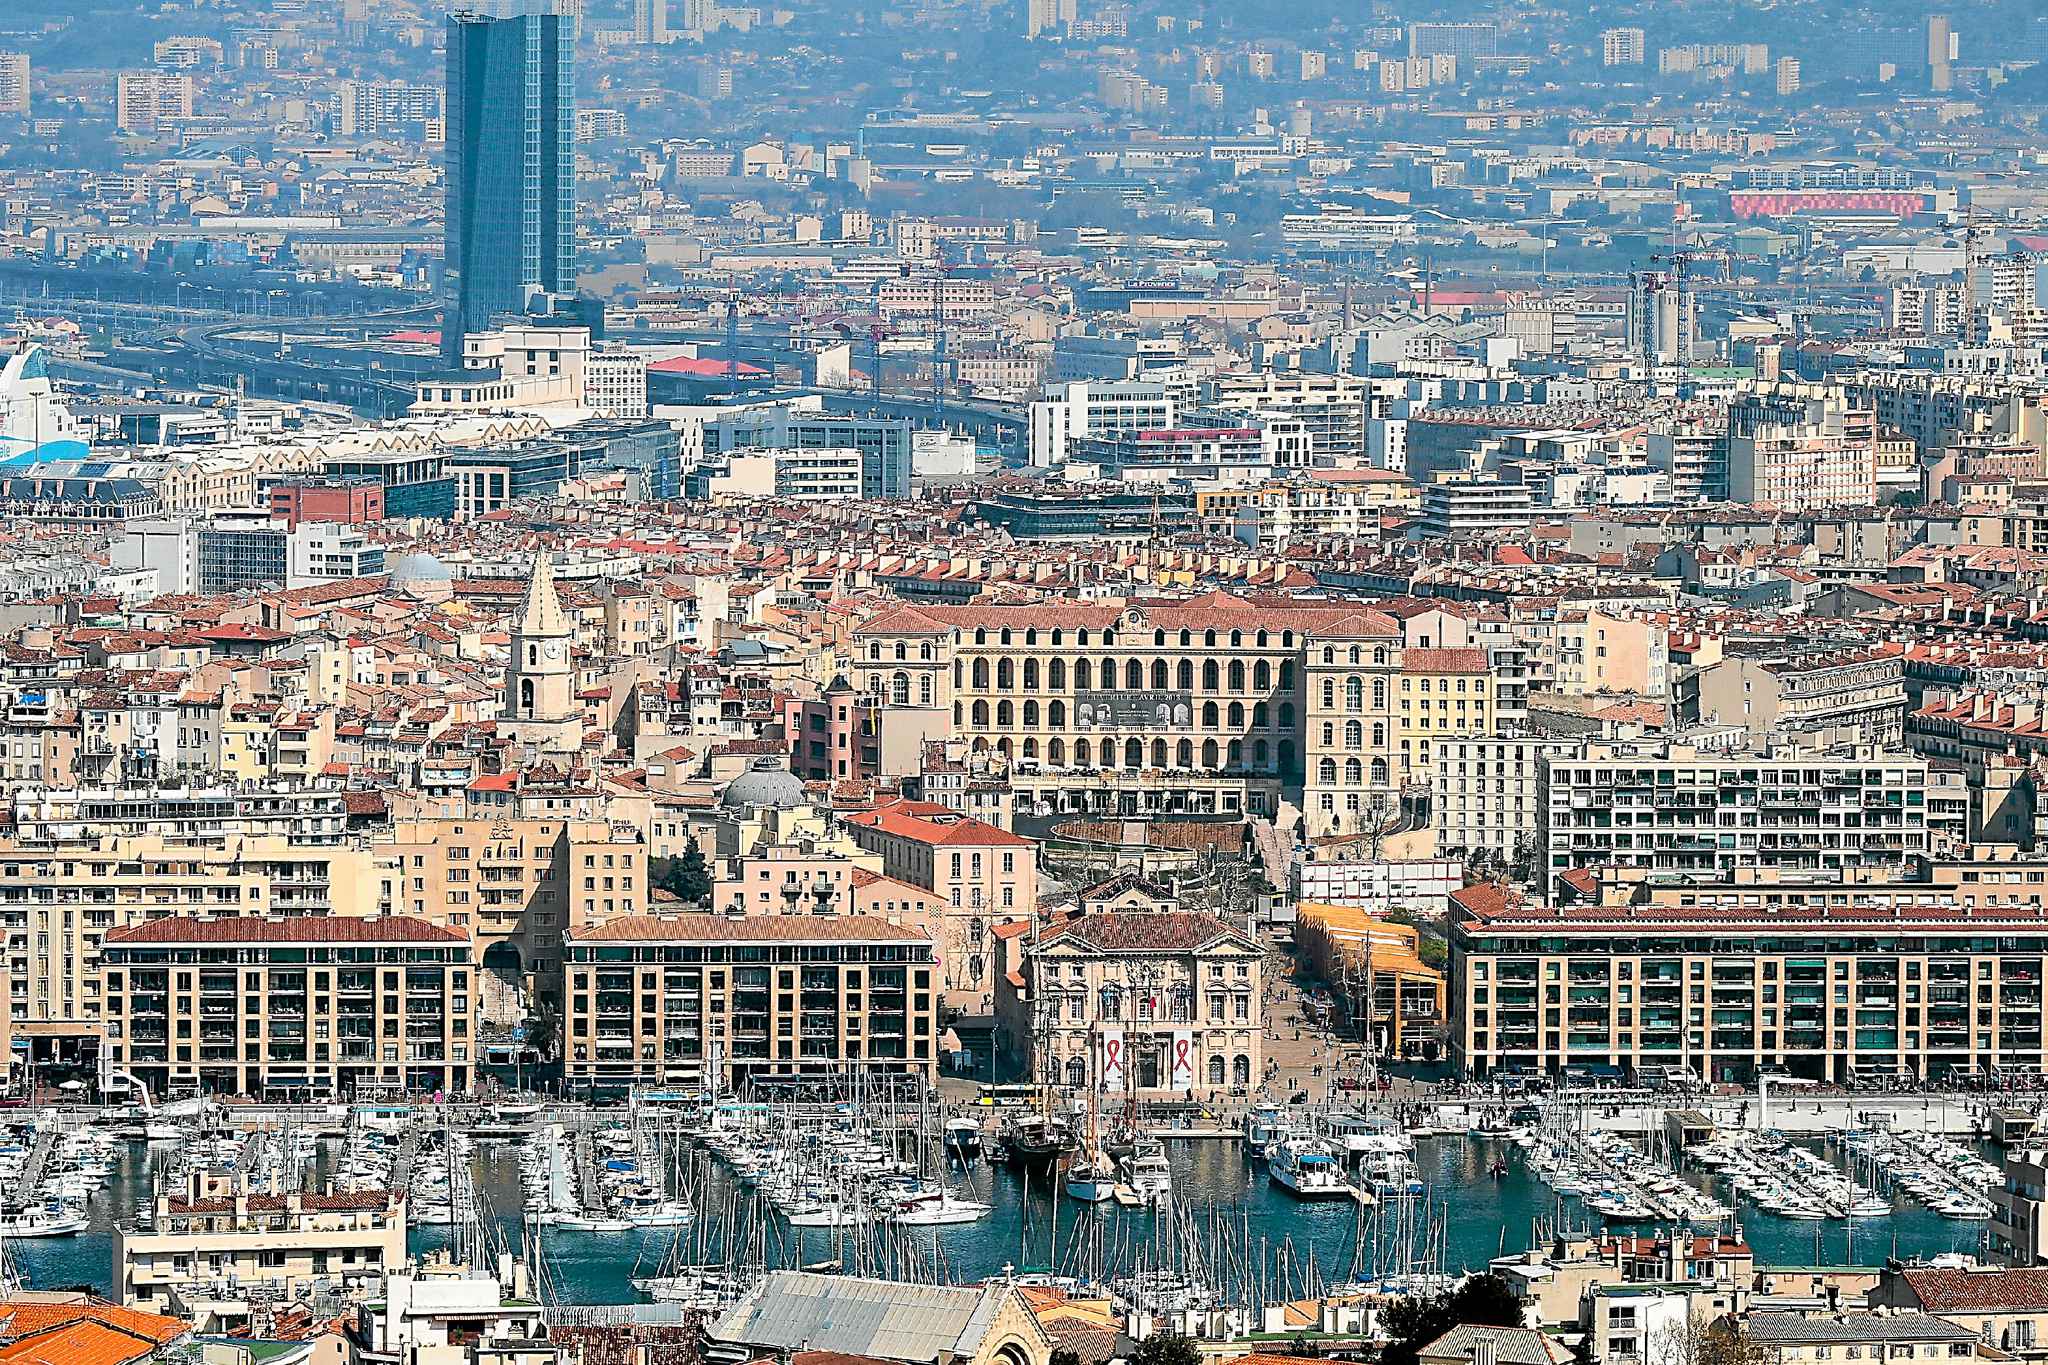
[
  {"xmin": 522, "ymin": 1001, "xmax": 561, "ymax": 1060},
  {"xmin": 1129, "ymin": 1334, "xmax": 1200, "ymax": 1365},
  {"xmin": 1051, "ymin": 1351, "xmax": 1084, "ymax": 1365},
  {"xmin": 651, "ymin": 845, "xmax": 713, "ymax": 904},
  {"xmin": 1378, "ymin": 1274, "xmax": 1526, "ymax": 1365}
]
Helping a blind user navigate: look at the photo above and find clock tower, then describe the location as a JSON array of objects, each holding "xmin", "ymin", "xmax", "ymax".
[{"xmin": 500, "ymin": 551, "xmax": 582, "ymax": 755}]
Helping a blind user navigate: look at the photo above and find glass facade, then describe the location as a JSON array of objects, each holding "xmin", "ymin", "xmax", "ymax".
[{"xmin": 444, "ymin": 7, "xmax": 574, "ymax": 347}]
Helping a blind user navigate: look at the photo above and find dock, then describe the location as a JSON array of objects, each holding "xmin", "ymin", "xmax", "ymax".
[{"xmin": 11, "ymin": 1125, "xmax": 57, "ymax": 1207}]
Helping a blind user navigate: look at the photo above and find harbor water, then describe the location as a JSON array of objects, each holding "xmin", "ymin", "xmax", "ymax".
[{"xmin": 15, "ymin": 1132, "xmax": 1995, "ymax": 1301}]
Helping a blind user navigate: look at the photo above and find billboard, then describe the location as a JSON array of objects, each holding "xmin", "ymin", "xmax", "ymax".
[
  {"xmin": 1098, "ymin": 1029, "xmax": 1127, "ymax": 1092},
  {"xmin": 1073, "ymin": 691, "xmax": 1194, "ymax": 729}
]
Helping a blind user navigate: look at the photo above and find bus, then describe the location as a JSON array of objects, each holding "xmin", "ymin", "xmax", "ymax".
[{"xmin": 976, "ymin": 1084, "xmax": 1039, "ymax": 1108}]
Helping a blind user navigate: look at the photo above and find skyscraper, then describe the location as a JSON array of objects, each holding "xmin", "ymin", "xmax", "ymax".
[{"xmin": 444, "ymin": 2, "xmax": 575, "ymax": 353}]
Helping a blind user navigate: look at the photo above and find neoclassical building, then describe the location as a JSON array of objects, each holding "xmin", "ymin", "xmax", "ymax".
[
  {"xmin": 1000, "ymin": 911, "xmax": 1264, "ymax": 1096},
  {"xmin": 853, "ymin": 591, "xmax": 1456, "ymax": 835}
]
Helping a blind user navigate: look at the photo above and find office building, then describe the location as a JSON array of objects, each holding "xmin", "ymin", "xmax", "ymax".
[
  {"xmin": 102, "ymin": 915, "xmax": 475, "ymax": 1098},
  {"xmin": 444, "ymin": 5, "xmax": 575, "ymax": 349},
  {"xmin": 115, "ymin": 72, "xmax": 195, "ymax": 133},
  {"xmin": 584, "ymin": 347, "xmax": 648, "ymax": 419},
  {"xmin": 1027, "ymin": 380, "xmax": 1177, "ymax": 467},
  {"xmin": 704, "ymin": 406, "xmax": 913, "ymax": 500},
  {"xmin": 1409, "ymin": 22, "xmax": 1497, "ymax": 59},
  {"xmin": 561, "ymin": 914, "xmax": 940, "ymax": 1095}
]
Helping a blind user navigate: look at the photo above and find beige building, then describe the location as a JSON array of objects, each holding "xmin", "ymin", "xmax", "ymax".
[
  {"xmin": 841, "ymin": 797, "xmax": 1037, "ymax": 996},
  {"xmin": 115, "ymin": 71, "xmax": 195, "ymax": 132},
  {"xmin": 562, "ymin": 914, "xmax": 939, "ymax": 1095},
  {"xmin": 1006, "ymin": 911, "xmax": 1263, "ymax": 1097},
  {"xmin": 1677, "ymin": 650, "xmax": 1904, "ymax": 749},
  {"xmin": 1551, "ymin": 609, "xmax": 1670, "ymax": 698},
  {"xmin": 381, "ymin": 817, "xmax": 645, "ymax": 1023},
  {"xmin": 1394, "ymin": 646, "xmax": 1495, "ymax": 785},
  {"xmin": 115, "ymin": 1170, "xmax": 407, "ymax": 1310},
  {"xmin": 103, "ymin": 915, "xmax": 475, "ymax": 1099}
]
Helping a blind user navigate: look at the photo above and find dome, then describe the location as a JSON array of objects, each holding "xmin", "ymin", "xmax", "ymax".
[
  {"xmin": 391, "ymin": 552, "xmax": 452, "ymax": 602},
  {"xmin": 721, "ymin": 758, "xmax": 808, "ymax": 810}
]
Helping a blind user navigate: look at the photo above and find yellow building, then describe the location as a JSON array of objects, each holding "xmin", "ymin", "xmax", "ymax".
[
  {"xmin": 1395, "ymin": 646, "xmax": 1495, "ymax": 783},
  {"xmin": 1293, "ymin": 902, "xmax": 1446, "ymax": 1058}
]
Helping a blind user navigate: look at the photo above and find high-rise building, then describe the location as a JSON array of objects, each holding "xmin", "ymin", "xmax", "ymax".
[
  {"xmin": 1928, "ymin": 14, "xmax": 1953, "ymax": 91},
  {"xmin": 1600, "ymin": 27, "xmax": 1645, "ymax": 66},
  {"xmin": 1408, "ymin": 21, "xmax": 1496, "ymax": 60},
  {"xmin": 1775, "ymin": 55, "xmax": 1801, "ymax": 95},
  {"xmin": 0, "ymin": 53, "xmax": 30, "ymax": 116},
  {"xmin": 444, "ymin": 3, "xmax": 575, "ymax": 352},
  {"xmin": 114, "ymin": 72, "xmax": 194, "ymax": 133},
  {"xmin": 632, "ymin": 0, "xmax": 668, "ymax": 44},
  {"xmin": 1025, "ymin": 0, "xmax": 1075, "ymax": 39}
]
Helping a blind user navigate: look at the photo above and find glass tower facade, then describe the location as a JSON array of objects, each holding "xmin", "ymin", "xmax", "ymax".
[{"xmin": 444, "ymin": 4, "xmax": 575, "ymax": 350}]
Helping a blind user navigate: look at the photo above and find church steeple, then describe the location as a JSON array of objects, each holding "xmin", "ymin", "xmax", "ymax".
[{"xmin": 501, "ymin": 550, "xmax": 580, "ymax": 753}]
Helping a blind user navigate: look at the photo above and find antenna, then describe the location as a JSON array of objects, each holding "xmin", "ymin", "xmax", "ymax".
[{"xmin": 725, "ymin": 274, "xmax": 740, "ymax": 397}]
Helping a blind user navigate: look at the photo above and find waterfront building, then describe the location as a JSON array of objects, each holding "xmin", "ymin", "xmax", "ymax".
[
  {"xmin": 115, "ymin": 1169, "xmax": 407, "ymax": 1311},
  {"xmin": 444, "ymin": 5, "xmax": 575, "ymax": 349},
  {"xmin": 1004, "ymin": 911, "xmax": 1262, "ymax": 1096},
  {"xmin": 560, "ymin": 914, "xmax": 939, "ymax": 1096},
  {"xmin": 102, "ymin": 915, "xmax": 475, "ymax": 1098},
  {"xmin": 841, "ymin": 797, "xmax": 1038, "ymax": 993},
  {"xmin": 1448, "ymin": 888, "xmax": 2048, "ymax": 1084}
]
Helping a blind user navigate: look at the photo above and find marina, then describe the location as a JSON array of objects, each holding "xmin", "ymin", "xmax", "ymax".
[{"xmin": 0, "ymin": 1096, "xmax": 2012, "ymax": 1306}]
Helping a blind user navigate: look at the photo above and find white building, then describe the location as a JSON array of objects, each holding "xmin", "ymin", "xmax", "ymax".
[
  {"xmin": 1432, "ymin": 735, "xmax": 1577, "ymax": 865},
  {"xmin": 1028, "ymin": 379, "xmax": 1176, "ymax": 467},
  {"xmin": 584, "ymin": 346, "xmax": 649, "ymax": 419}
]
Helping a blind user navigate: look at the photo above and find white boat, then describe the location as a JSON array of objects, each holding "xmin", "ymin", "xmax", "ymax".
[
  {"xmin": 944, "ymin": 1117, "xmax": 982, "ymax": 1158},
  {"xmin": 889, "ymin": 1192, "xmax": 992, "ymax": 1226},
  {"xmin": 1268, "ymin": 1135, "xmax": 1352, "ymax": 1198},
  {"xmin": 551, "ymin": 1213, "xmax": 635, "ymax": 1232},
  {"xmin": 1064, "ymin": 1158, "xmax": 1116, "ymax": 1204},
  {"xmin": 1243, "ymin": 1107, "xmax": 1284, "ymax": 1160},
  {"xmin": 1124, "ymin": 1139, "xmax": 1172, "ymax": 1206},
  {"xmin": 2, "ymin": 1207, "xmax": 86, "ymax": 1237}
]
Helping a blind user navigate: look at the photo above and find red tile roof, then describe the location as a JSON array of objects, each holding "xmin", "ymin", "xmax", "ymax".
[
  {"xmin": 104, "ymin": 916, "xmax": 464, "ymax": 946},
  {"xmin": 568, "ymin": 914, "xmax": 928, "ymax": 944}
]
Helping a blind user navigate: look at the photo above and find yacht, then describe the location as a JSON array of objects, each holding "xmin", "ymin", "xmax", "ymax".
[
  {"xmin": 889, "ymin": 1191, "xmax": 992, "ymax": 1226},
  {"xmin": 1, "ymin": 1204, "xmax": 86, "ymax": 1237},
  {"xmin": 1064, "ymin": 1154, "xmax": 1116, "ymax": 1204},
  {"xmin": 1268, "ymin": 1134, "xmax": 1352, "ymax": 1198},
  {"xmin": 1243, "ymin": 1107, "xmax": 1284, "ymax": 1160},
  {"xmin": 1123, "ymin": 1138, "xmax": 1173, "ymax": 1206},
  {"xmin": 944, "ymin": 1117, "xmax": 983, "ymax": 1159}
]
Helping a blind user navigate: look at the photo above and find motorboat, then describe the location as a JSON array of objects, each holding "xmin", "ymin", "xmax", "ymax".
[
  {"xmin": 1243, "ymin": 1107, "xmax": 1284, "ymax": 1160},
  {"xmin": 1268, "ymin": 1134, "xmax": 1352, "ymax": 1198},
  {"xmin": 1123, "ymin": 1138, "xmax": 1172, "ymax": 1206},
  {"xmin": 944, "ymin": 1117, "xmax": 983, "ymax": 1158}
]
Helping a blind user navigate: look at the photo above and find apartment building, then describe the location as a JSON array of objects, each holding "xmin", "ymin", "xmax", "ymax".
[
  {"xmin": 1005, "ymin": 912, "xmax": 1263, "ymax": 1096},
  {"xmin": 115, "ymin": 72, "xmax": 195, "ymax": 133},
  {"xmin": 841, "ymin": 797, "xmax": 1037, "ymax": 995},
  {"xmin": 382, "ymin": 818, "xmax": 645, "ymax": 1022},
  {"xmin": 852, "ymin": 597, "xmax": 1406, "ymax": 838},
  {"xmin": 1727, "ymin": 387, "xmax": 1878, "ymax": 512},
  {"xmin": 0, "ymin": 835, "xmax": 380, "ymax": 1058},
  {"xmin": 1449, "ymin": 890, "xmax": 2048, "ymax": 1084},
  {"xmin": 8, "ymin": 783, "xmax": 352, "ymax": 844},
  {"xmin": 1395, "ymin": 646, "xmax": 1495, "ymax": 782},
  {"xmin": 1540, "ymin": 741, "xmax": 1932, "ymax": 894},
  {"xmin": 102, "ymin": 915, "xmax": 475, "ymax": 1099},
  {"xmin": 115, "ymin": 1170, "xmax": 406, "ymax": 1309},
  {"xmin": 560, "ymin": 914, "xmax": 939, "ymax": 1095},
  {"xmin": 1678, "ymin": 650, "xmax": 1906, "ymax": 749},
  {"xmin": 1433, "ymin": 734, "xmax": 1578, "ymax": 865},
  {"xmin": 0, "ymin": 53, "xmax": 28, "ymax": 117}
]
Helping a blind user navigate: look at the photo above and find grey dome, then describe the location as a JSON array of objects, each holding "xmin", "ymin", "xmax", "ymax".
[
  {"xmin": 391, "ymin": 553, "xmax": 452, "ymax": 601},
  {"xmin": 721, "ymin": 758, "xmax": 808, "ymax": 809}
]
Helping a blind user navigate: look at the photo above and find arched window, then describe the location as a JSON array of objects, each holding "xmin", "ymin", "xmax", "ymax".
[
  {"xmin": 1345, "ymin": 719, "xmax": 1362, "ymax": 748},
  {"xmin": 1074, "ymin": 659, "xmax": 1092, "ymax": 690},
  {"xmin": 1345, "ymin": 676, "xmax": 1363, "ymax": 712},
  {"xmin": 953, "ymin": 702, "xmax": 962, "ymax": 726},
  {"xmin": 1203, "ymin": 660, "xmax": 1221, "ymax": 690},
  {"xmin": 1209, "ymin": 1055, "xmax": 1226, "ymax": 1085},
  {"xmin": 1321, "ymin": 722, "xmax": 1334, "ymax": 745},
  {"xmin": 1202, "ymin": 738, "xmax": 1220, "ymax": 768},
  {"xmin": 519, "ymin": 678, "xmax": 534, "ymax": 711},
  {"xmin": 1125, "ymin": 738, "xmax": 1143, "ymax": 769},
  {"xmin": 1202, "ymin": 701, "xmax": 1219, "ymax": 727},
  {"xmin": 1049, "ymin": 658, "xmax": 1066, "ymax": 689},
  {"xmin": 1048, "ymin": 699, "xmax": 1066, "ymax": 728},
  {"xmin": 1151, "ymin": 739, "xmax": 1168, "ymax": 768},
  {"xmin": 1177, "ymin": 659, "xmax": 1194, "ymax": 690},
  {"xmin": 953, "ymin": 660, "xmax": 962, "ymax": 688},
  {"xmin": 1023, "ymin": 700, "xmax": 1039, "ymax": 727},
  {"xmin": 868, "ymin": 642, "xmax": 881, "ymax": 661},
  {"xmin": 1322, "ymin": 646, "xmax": 1334, "ymax": 664},
  {"xmin": 1177, "ymin": 738, "xmax": 1193, "ymax": 767},
  {"xmin": 1228, "ymin": 738, "xmax": 1242, "ymax": 766},
  {"xmin": 1234, "ymin": 1055, "xmax": 1251, "ymax": 1085},
  {"xmin": 997, "ymin": 658, "xmax": 1014, "ymax": 689},
  {"xmin": 1205, "ymin": 629, "xmax": 1217, "ymax": 647},
  {"xmin": 1179, "ymin": 629, "xmax": 1192, "ymax": 647},
  {"xmin": 1374, "ymin": 646, "xmax": 1388, "ymax": 665},
  {"xmin": 1280, "ymin": 660, "xmax": 1295, "ymax": 688},
  {"xmin": 1257, "ymin": 630, "xmax": 1269, "ymax": 647},
  {"xmin": 996, "ymin": 700, "xmax": 1014, "ymax": 726},
  {"xmin": 1372, "ymin": 721, "xmax": 1386, "ymax": 747},
  {"xmin": 1372, "ymin": 757, "xmax": 1389, "ymax": 784},
  {"xmin": 894, "ymin": 642, "xmax": 907, "ymax": 661},
  {"xmin": 1151, "ymin": 659, "xmax": 1169, "ymax": 690},
  {"xmin": 972, "ymin": 658, "xmax": 990, "ymax": 688},
  {"xmin": 891, "ymin": 672, "xmax": 910, "ymax": 705},
  {"xmin": 1066, "ymin": 1055, "xmax": 1087, "ymax": 1088},
  {"xmin": 1279, "ymin": 701, "xmax": 1295, "ymax": 726},
  {"xmin": 1000, "ymin": 628, "xmax": 1012, "ymax": 646},
  {"xmin": 1319, "ymin": 758, "xmax": 1337, "ymax": 783},
  {"xmin": 1227, "ymin": 701, "xmax": 1244, "ymax": 728},
  {"xmin": 1125, "ymin": 659, "xmax": 1143, "ymax": 690},
  {"xmin": 1023, "ymin": 738, "xmax": 1038, "ymax": 759},
  {"xmin": 1345, "ymin": 757, "xmax": 1362, "ymax": 785},
  {"xmin": 1373, "ymin": 678, "xmax": 1388, "ymax": 709},
  {"xmin": 1253, "ymin": 701, "xmax": 1269, "ymax": 728},
  {"xmin": 920, "ymin": 676, "xmax": 933, "ymax": 705},
  {"xmin": 1253, "ymin": 738, "xmax": 1268, "ymax": 764},
  {"xmin": 1023, "ymin": 658, "xmax": 1038, "ymax": 689},
  {"xmin": 1026, "ymin": 629, "xmax": 1037, "ymax": 645},
  {"xmin": 972, "ymin": 700, "xmax": 989, "ymax": 727},
  {"xmin": 1254, "ymin": 660, "xmax": 1270, "ymax": 689},
  {"xmin": 1101, "ymin": 656, "xmax": 1118, "ymax": 687},
  {"xmin": 975, "ymin": 628, "xmax": 987, "ymax": 645},
  {"xmin": 1228, "ymin": 660, "xmax": 1245, "ymax": 691},
  {"xmin": 1321, "ymin": 679, "xmax": 1335, "ymax": 709},
  {"xmin": 1153, "ymin": 628, "xmax": 1165, "ymax": 646},
  {"xmin": 1048, "ymin": 738, "xmax": 1066, "ymax": 765},
  {"xmin": 1230, "ymin": 630, "xmax": 1242, "ymax": 647}
]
